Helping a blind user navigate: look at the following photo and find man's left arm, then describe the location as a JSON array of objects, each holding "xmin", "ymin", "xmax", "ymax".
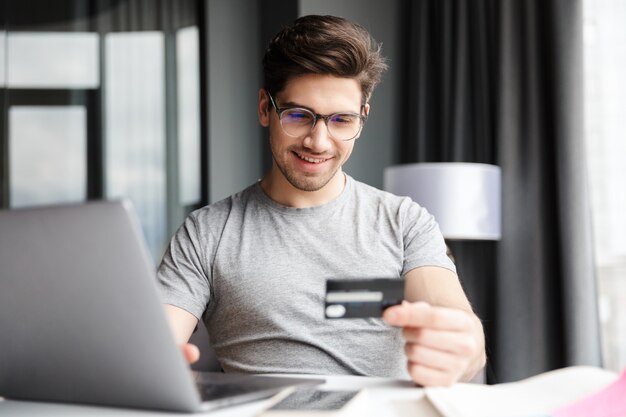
[{"xmin": 383, "ymin": 266, "xmax": 486, "ymax": 386}]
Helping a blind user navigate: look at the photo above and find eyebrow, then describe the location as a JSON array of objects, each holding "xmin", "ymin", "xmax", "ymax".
[{"xmin": 276, "ymin": 100, "xmax": 361, "ymax": 115}]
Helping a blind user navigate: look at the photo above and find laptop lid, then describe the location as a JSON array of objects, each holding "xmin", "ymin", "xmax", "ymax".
[
  {"xmin": 0, "ymin": 200, "xmax": 205, "ymax": 412},
  {"xmin": 0, "ymin": 200, "xmax": 325, "ymax": 412}
]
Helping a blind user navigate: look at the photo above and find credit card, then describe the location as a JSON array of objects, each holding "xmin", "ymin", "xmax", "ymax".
[{"xmin": 324, "ymin": 278, "xmax": 404, "ymax": 319}]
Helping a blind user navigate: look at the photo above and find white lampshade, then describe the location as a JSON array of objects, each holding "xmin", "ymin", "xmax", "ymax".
[{"xmin": 384, "ymin": 163, "xmax": 501, "ymax": 240}]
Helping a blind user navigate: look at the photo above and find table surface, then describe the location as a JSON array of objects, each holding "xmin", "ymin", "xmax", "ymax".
[{"xmin": 0, "ymin": 374, "xmax": 443, "ymax": 417}]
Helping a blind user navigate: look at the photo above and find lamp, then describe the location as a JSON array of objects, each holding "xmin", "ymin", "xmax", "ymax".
[{"xmin": 383, "ymin": 163, "xmax": 501, "ymax": 241}]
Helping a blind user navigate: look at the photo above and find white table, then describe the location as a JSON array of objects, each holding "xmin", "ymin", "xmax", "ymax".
[{"xmin": 0, "ymin": 375, "xmax": 442, "ymax": 416}]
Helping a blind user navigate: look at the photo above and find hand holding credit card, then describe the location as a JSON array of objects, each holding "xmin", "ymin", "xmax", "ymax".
[{"xmin": 324, "ymin": 278, "xmax": 404, "ymax": 318}]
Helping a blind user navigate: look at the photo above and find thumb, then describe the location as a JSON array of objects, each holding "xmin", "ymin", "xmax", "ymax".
[{"xmin": 182, "ymin": 343, "xmax": 200, "ymax": 364}]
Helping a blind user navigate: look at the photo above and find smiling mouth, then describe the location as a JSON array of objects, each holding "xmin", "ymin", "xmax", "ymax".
[{"xmin": 294, "ymin": 151, "xmax": 331, "ymax": 164}]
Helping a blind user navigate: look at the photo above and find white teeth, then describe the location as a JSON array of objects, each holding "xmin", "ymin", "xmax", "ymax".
[{"xmin": 297, "ymin": 153, "xmax": 327, "ymax": 164}]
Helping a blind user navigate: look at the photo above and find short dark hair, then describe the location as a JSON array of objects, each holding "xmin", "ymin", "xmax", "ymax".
[{"xmin": 262, "ymin": 15, "xmax": 388, "ymax": 104}]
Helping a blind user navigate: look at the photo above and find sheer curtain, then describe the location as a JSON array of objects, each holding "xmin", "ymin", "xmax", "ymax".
[
  {"xmin": 399, "ymin": 0, "xmax": 602, "ymax": 382},
  {"xmin": 583, "ymin": 0, "xmax": 626, "ymax": 373}
]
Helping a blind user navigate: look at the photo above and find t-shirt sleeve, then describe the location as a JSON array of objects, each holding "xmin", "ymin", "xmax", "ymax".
[
  {"xmin": 157, "ymin": 213, "xmax": 211, "ymax": 320},
  {"xmin": 400, "ymin": 198, "xmax": 457, "ymax": 275}
]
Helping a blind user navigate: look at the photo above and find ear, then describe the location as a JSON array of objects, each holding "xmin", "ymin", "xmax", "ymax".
[{"xmin": 258, "ymin": 89, "xmax": 270, "ymax": 127}]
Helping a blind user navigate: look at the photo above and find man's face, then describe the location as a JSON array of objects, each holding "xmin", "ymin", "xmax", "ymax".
[{"xmin": 259, "ymin": 74, "xmax": 368, "ymax": 192}]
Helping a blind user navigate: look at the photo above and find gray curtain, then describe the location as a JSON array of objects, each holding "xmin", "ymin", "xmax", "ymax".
[{"xmin": 400, "ymin": 0, "xmax": 602, "ymax": 382}]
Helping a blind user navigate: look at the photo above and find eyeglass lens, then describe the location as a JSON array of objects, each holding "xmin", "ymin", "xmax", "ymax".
[{"xmin": 279, "ymin": 108, "xmax": 362, "ymax": 141}]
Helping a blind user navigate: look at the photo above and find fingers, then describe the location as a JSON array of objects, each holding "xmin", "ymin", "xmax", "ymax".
[
  {"xmin": 402, "ymin": 327, "xmax": 479, "ymax": 357},
  {"xmin": 404, "ymin": 340, "xmax": 471, "ymax": 386},
  {"xmin": 182, "ymin": 343, "xmax": 200, "ymax": 364},
  {"xmin": 407, "ymin": 361, "xmax": 462, "ymax": 387},
  {"xmin": 405, "ymin": 342, "xmax": 467, "ymax": 372},
  {"xmin": 383, "ymin": 301, "xmax": 473, "ymax": 331},
  {"xmin": 383, "ymin": 301, "xmax": 482, "ymax": 386}
]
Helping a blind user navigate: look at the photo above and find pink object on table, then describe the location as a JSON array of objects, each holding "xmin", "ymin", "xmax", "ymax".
[{"xmin": 551, "ymin": 367, "xmax": 626, "ymax": 417}]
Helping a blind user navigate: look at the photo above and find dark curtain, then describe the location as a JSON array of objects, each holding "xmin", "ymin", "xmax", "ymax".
[{"xmin": 399, "ymin": 0, "xmax": 602, "ymax": 383}]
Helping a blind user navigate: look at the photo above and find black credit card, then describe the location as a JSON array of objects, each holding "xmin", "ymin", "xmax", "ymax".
[{"xmin": 324, "ymin": 278, "xmax": 404, "ymax": 319}]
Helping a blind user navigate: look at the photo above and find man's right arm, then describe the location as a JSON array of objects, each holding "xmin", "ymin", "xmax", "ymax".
[{"xmin": 164, "ymin": 304, "xmax": 201, "ymax": 364}]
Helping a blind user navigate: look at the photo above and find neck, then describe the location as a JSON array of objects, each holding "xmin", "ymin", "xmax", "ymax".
[{"xmin": 259, "ymin": 168, "xmax": 346, "ymax": 208}]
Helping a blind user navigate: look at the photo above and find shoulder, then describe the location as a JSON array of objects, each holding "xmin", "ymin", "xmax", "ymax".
[
  {"xmin": 347, "ymin": 176, "xmax": 435, "ymax": 233},
  {"xmin": 186, "ymin": 183, "xmax": 259, "ymax": 235},
  {"xmin": 349, "ymin": 176, "xmax": 420, "ymax": 213}
]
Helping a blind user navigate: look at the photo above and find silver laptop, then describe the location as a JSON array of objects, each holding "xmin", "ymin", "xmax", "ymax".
[{"xmin": 0, "ymin": 200, "xmax": 323, "ymax": 413}]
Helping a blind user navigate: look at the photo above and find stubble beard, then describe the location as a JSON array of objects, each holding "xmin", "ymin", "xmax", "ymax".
[
  {"xmin": 273, "ymin": 145, "xmax": 342, "ymax": 192},
  {"xmin": 276, "ymin": 159, "xmax": 339, "ymax": 192}
]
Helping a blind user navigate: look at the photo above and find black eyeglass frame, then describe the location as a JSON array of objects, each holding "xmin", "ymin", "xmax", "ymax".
[{"xmin": 266, "ymin": 90, "xmax": 367, "ymax": 141}]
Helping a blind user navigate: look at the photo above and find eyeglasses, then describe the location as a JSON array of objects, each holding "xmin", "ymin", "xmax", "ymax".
[{"xmin": 267, "ymin": 91, "xmax": 366, "ymax": 141}]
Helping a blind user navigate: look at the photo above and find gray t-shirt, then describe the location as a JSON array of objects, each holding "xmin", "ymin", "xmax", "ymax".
[{"xmin": 157, "ymin": 175, "xmax": 455, "ymax": 379}]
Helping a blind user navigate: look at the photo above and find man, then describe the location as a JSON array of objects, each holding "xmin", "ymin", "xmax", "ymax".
[{"xmin": 158, "ymin": 15, "xmax": 485, "ymax": 387}]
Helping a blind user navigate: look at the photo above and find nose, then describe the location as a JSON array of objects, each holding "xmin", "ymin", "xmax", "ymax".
[{"xmin": 302, "ymin": 118, "xmax": 332, "ymax": 151}]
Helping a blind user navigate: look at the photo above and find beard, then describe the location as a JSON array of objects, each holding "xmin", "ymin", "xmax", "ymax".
[
  {"xmin": 275, "ymin": 156, "xmax": 340, "ymax": 192},
  {"xmin": 270, "ymin": 138, "xmax": 343, "ymax": 192}
]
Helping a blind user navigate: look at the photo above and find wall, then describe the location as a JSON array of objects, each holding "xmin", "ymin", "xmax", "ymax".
[
  {"xmin": 207, "ymin": 0, "xmax": 263, "ymax": 203},
  {"xmin": 299, "ymin": 0, "xmax": 402, "ymax": 189}
]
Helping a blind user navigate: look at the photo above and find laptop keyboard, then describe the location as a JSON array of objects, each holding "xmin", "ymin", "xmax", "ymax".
[{"xmin": 197, "ymin": 382, "xmax": 266, "ymax": 401}]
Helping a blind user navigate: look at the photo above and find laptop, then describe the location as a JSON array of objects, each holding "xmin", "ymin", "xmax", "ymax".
[{"xmin": 0, "ymin": 200, "xmax": 323, "ymax": 413}]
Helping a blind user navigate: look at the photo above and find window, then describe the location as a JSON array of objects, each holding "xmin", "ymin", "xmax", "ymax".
[
  {"xmin": 583, "ymin": 0, "xmax": 626, "ymax": 372},
  {"xmin": 0, "ymin": 0, "xmax": 206, "ymax": 262},
  {"xmin": 4, "ymin": 32, "xmax": 99, "ymax": 88},
  {"xmin": 10, "ymin": 106, "xmax": 87, "ymax": 207},
  {"xmin": 177, "ymin": 26, "xmax": 201, "ymax": 206},
  {"xmin": 105, "ymin": 31, "xmax": 167, "ymax": 258}
]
